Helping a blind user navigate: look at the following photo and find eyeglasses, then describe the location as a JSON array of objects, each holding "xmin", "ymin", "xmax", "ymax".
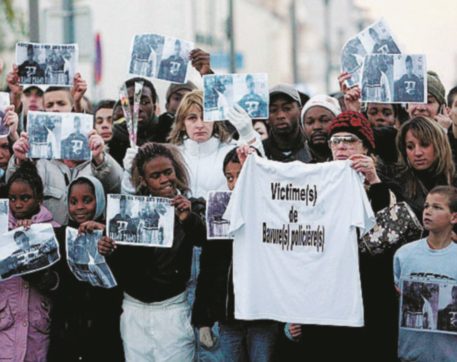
[{"xmin": 328, "ymin": 135, "xmax": 362, "ymax": 147}]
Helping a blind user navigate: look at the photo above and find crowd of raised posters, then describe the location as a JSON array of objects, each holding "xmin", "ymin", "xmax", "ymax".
[{"xmin": 1, "ymin": 15, "xmax": 457, "ymax": 362}]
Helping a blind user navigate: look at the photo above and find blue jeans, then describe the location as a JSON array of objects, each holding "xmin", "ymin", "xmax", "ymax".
[
  {"xmin": 219, "ymin": 320, "xmax": 279, "ymax": 362},
  {"xmin": 187, "ymin": 246, "xmax": 225, "ymax": 362}
]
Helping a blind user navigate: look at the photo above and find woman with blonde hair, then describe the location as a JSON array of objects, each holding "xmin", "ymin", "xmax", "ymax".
[
  {"xmin": 168, "ymin": 90, "xmax": 262, "ymax": 196},
  {"xmin": 393, "ymin": 116, "xmax": 456, "ymax": 218}
]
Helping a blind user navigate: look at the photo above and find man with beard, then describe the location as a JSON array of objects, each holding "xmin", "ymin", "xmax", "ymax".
[
  {"xmin": 263, "ymin": 84, "xmax": 312, "ymax": 163},
  {"xmin": 300, "ymin": 95, "xmax": 341, "ymax": 162}
]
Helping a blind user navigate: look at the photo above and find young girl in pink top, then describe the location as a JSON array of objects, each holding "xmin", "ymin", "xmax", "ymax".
[{"xmin": 0, "ymin": 161, "xmax": 59, "ymax": 362}]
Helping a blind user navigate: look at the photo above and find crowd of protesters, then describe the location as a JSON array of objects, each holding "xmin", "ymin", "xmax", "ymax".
[{"xmin": 0, "ymin": 39, "xmax": 457, "ymax": 362}]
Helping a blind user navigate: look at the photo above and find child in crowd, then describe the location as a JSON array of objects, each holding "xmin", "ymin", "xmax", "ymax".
[
  {"xmin": 98, "ymin": 142, "xmax": 206, "ymax": 361},
  {"xmin": 394, "ymin": 186, "xmax": 457, "ymax": 361},
  {"xmin": 193, "ymin": 146, "xmax": 279, "ymax": 362},
  {"xmin": 48, "ymin": 175, "xmax": 123, "ymax": 361},
  {"xmin": 0, "ymin": 161, "xmax": 59, "ymax": 361}
]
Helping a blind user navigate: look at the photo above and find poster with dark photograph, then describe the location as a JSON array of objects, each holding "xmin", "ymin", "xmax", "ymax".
[
  {"xmin": 361, "ymin": 54, "xmax": 394, "ymax": 103},
  {"xmin": 27, "ymin": 111, "xmax": 92, "ymax": 160},
  {"xmin": 341, "ymin": 19, "xmax": 401, "ymax": 88},
  {"xmin": 361, "ymin": 54, "xmax": 426, "ymax": 104},
  {"xmin": 400, "ymin": 279, "xmax": 457, "ymax": 335},
  {"xmin": 203, "ymin": 73, "xmax": 269, "ymax": 121},
  {"xmin": 0, "ymin": 224, "xmax": 60, "ymax": 281},
  {"xmin": 393, "ymin": 54, "xmax": 427, "ymax": 103},
  {"xmin": 107, "ymin": 194, "xmax": 175, "ymax": 247},
  {"xmin": 16, "ymin": 42, "xmax": 78, "ymax": 86},
  {"xmin": 66, "ymin": 227, "xmax": 117, "ymax": 289},
  {"xmin": 129, "ymin": 34, "xmax": 194, "ymax": 84},
  {"xmin": 206, "ymin": 191, "xmax": 232, "ymax": 240},
  {"xmin": 0, "ymin": 92, "xmax": 10, "ymax": 137},
  {"xmin": 0, "ymin": 199, "xmax": 8, "ymax": 235}
]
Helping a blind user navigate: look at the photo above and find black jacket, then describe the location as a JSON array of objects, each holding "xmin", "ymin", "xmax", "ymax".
[
  {"xmin": 108, "ymin": 210, "xmax": 205, "ymax": 303},
  {"xmin": 192, "ymin": 239, "xmax": 234, "ymax": 327},
  {"xmin": 48, "ymin": 225, "xmax": 124, "ymax": 362},
  {"xmin": 109, "ymin": 113, "xmax": 173, "ymax": 166},
  {"xmin": 262, "ymin": 131, "xmax": 312, "ymax": 163}
]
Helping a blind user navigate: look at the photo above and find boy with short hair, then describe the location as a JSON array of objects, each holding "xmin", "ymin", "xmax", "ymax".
[{"xmin": 394, "ymin": 185, "xmax": 457, "ymax": 361}]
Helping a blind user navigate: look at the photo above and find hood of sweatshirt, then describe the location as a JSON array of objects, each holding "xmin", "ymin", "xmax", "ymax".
[{"xmin": 67, "ymin": 175, "xmax": 106, "ymax": 223}]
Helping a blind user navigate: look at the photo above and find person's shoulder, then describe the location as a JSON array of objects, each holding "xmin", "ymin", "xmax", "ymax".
[{"xmin": 395, "ymin": 239, "xmax": 424, "ymax": 258}]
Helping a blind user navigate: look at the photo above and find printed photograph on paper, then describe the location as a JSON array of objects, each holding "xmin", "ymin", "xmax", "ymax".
[
  {"xmin": 361, "ymin": 54, "xmax": 426, "ymax": 104},
  {"xmin": 206, "ymin": 191, "xmax": 232, "ymax": 240},
  {"xmin": 0, "ymin": 92, "xmax": 10, "ymax": 137},
  {"xmin": 341, "ymin": 19, "xmax": 401, "ymax": 88},
  {"xmin": 203, "ymin": 73, "xmax": 269, "ymax": 121},
  {"xmin": 0, "ymin": 199, "xmax": 8, "ymax": 235},
  {"xmin": 393, "ymin": 54, "xmax": 426, "ymax": 103},
  {"xmin": 66, "ymin": 227, "xmax": 117, "ymax": 288},
  {"xmin": 0, "ymin": 224, "xmax": 60, "ymax": 281},
  {"xmin": 400, "ymin": 279, "xmax": 457, "ymax": 335},
  {"xmin": 107, "ymin": 194, "xmax": 175, "ymax": 247},
  {"xmin": 129, "ymin": 34, "xmax": 193, "ymax": 84},
  {"xmin": 437, "ymin": 283, "xmax": 457, "ymax": 333},
  {"xmin": 361, "ymin": 54, "xmax": 394, "ymax": 103},
  {"xmin": 27, "ymin": 111, "xmax": 92, "ymax": 160},
  {"xmin": 129, "ymin": 34, "xmax": 165, "ymax": 78},
  {"xmin": 16, "ymin": 42, "xmax": 78, "ymax": 86}
]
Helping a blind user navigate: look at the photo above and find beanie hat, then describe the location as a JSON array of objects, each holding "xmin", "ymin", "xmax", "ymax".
[
  {"xmin": 166, "ymin": 81, "xmax": 198, "ymax": 102},
  {"xmin": 328, "ymin": 111, "xmax": 375, "ymax": 151},
  {"xmin": 427, "ymin": 71, "xmax": 446, "ymax": 105},
  {"xmin": 301, "ymin": 95, "xmax": 342, "ymax": 125}
]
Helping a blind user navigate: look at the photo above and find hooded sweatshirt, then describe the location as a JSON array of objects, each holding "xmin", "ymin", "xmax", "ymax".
[{"xmin": 48, "ymin": 175, "xmax": 124, "ymax": 361}]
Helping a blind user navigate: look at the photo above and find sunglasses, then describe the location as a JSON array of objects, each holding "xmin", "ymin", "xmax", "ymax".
[{"xmin": 328, "ymin": 135, "xmax": 361, "ymax": 147}]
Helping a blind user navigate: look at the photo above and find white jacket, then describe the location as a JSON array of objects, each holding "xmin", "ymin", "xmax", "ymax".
[
  {"xmin": 180, "ymin": 137, "xmax": 236, "ymax": 198},
  {"xmin": 121, "ymin": 136, "xmax": 264, "ymax": 198}
]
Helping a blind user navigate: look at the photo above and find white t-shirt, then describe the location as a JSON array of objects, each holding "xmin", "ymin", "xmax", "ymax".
[{"xmin": 225, "ymin": 155, "xmax": 375, "ymax": 327}]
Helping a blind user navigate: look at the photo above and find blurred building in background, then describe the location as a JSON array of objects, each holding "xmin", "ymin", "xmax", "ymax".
[{"xmin": 0, "ymin": 0, "xmax": 371, "ymax": 105}]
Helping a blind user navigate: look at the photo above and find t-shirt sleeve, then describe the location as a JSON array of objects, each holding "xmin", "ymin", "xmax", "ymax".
[{"xmin": 349, "ymin": 167, "xmax": 376, "ymax": 236}]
